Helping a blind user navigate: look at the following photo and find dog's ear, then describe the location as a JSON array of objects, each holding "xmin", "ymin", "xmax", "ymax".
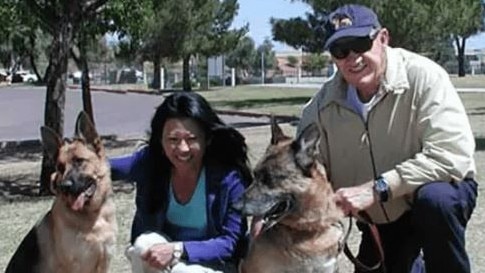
[
  {"xmin": 75, "ymin": 111, "xmax": 104, "ymax": 155},
  {"xmin": 75, "ymin": 111, "xmax": 100, "ymax": 145},
  {"xmin": 293, "ymin": 123, "xmax": 320, "ymax": 175},
  {"xmin": 75, "ymin": 111, "xmax": 98, "ymax": 142},
  {"xmin": 270, "ymin": 116, "xmax": 291, "ymax": 145},
  {"xmin": 40, "ymin": 126, "xmax": 62, "ymax": 160}
]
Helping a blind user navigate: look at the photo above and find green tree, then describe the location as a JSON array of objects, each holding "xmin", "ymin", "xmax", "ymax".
[
  {"xmin": 286, "ymin": 55, "xmax": 299, "ymax": 68},
  {"xmin": 275, "ymin": 0, "xmax": 484, "ymax": 77},
  {"xmin": 0, "ymin": 0, "xmax": 40, "ymax": 78},
  {"xmin": 271, "ymin": 10, "xmax": 327, "ymax": 53},
  {"xmin": 253, "ymin": 38, "xmax": 276, "ymax": 78},
  {"xmin": 225, "ymin": 36, "xmax": 257, "ymax": 80},
  {"xmin": 135, "ymin": 0, "xmax": 246, "ymax": 90},
  {"xmin": 24, "ymin": 0, "xmax": 112, "ymax": 195},
  {"xmin": 302, "ymin": 53, "xmax": 329, "ymax": 75},
  {"xmin": 70, "ymin": 0, "xmax": 130, "ymax": 124},
  {"xmin": 438, "ymin": 0, "xmax": 484, "ymax": 76}
]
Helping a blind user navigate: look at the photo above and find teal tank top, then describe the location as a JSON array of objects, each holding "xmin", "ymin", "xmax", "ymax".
[{"xmin": 166, "ymin": 168, "xmax": 208, "ymax": 241}]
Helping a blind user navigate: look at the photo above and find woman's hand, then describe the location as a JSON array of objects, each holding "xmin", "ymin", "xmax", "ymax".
[{"xmin": 142, "ymin": 243, "xmax": 176, "ymax": 270}]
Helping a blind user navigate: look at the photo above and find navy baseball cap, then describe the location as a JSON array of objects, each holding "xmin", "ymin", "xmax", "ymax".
[{"xmin": 324, "ymin": 4, "xmax": 381, "ymax": 49}]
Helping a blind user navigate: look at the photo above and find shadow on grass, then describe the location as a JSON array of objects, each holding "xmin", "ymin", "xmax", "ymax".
[
  {"xmin": 468, "ymin": 110, "xmax": 485, "ymax": 116},
  {"xmin": 211, "ymin": 96, "xmax": 311, "ymax": 109},
  {"xmin": 0, "ymin": 177, "xmax": 135, "ymax": 203},
  {"xmin": 0, "ymin": 137, "xmax": 141, "ymax": 202},
  {"xmin": 0, "ymin": 176, "xmax": 39, "ymax": 197}
]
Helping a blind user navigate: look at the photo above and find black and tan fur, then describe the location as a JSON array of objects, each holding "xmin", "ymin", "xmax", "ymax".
[
  {"xmin": 234, "ymin": 119, "xmax": 345, "ymax": 273},
  {"xmin": 5, "ymin": 112, "xmax": 117, "ymax": 273}
]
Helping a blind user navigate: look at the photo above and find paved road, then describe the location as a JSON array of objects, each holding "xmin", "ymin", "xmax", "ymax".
[
  {"xmin": 3, "ymin": 83, "xmax": 481, "ymax": 143},
  {"xmin": 0, "ymin": 86, "xmax": 269, "ymax": 142}
]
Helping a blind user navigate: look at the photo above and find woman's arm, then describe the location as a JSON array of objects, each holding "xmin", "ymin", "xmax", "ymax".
[{"xmin": 109, "ymin": 145, "xmax": 148, "ymax": 182}]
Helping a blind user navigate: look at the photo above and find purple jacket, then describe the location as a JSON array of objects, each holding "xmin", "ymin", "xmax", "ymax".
[{"xmin": 110, "ymin": 146, "xmax": 248, "ymax": 265}]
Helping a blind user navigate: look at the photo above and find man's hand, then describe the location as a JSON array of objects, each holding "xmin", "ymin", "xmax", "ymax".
[
  {"xmin": 142, "ymin": 242, "xmax": 176, "ymax": 270},
  {"xmin": 334, "ymin": 181, "xmax": 377, "ymax": 216}
]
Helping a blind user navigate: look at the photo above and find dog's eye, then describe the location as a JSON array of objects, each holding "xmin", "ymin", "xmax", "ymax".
[
  {"xmin": 56, "ymin": 163, "xmax": 65, "ymax": 173},
  {"xmin": 255, "ymin": 170, "xmax": 274, "ymax": 187},
  {"xmin": 72, "ymin": 157, "xmax": 85, "ymax": 165}
]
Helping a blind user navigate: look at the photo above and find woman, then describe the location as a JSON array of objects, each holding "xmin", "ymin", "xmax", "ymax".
[{"xmin": 110, "ymin": 92, "xmax": 252, "ymax": 272}]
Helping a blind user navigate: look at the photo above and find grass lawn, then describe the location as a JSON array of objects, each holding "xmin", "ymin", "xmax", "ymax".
[
  {"xmin": 195, "ymin": 85, "xmax": 485, "ymax": 139},
  {"xmin": 1, "ymin": 80, "xmax": 485, "ymax": 272},
  {"xmin": 74, "ymin": 74, "xmax": 485, "ymax": 119},
  {"xmin": 201, "ymin": 85, "xmax": 314, "ymax": 117}
]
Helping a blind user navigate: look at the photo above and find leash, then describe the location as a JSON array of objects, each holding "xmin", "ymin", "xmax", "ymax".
[{"xmin": 343, "ymin": 211, "xmax": 386, "ymax": 273}]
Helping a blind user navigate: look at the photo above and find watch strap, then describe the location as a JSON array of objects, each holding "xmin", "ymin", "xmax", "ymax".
[{"xmin": 172, "ymin": 242, "xmax": 184, "ymax": 265}]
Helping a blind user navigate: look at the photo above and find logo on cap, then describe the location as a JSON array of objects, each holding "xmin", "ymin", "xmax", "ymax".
[{"xmin": 331, "ymin": 16, "xmax": 353, "ymax": 30}]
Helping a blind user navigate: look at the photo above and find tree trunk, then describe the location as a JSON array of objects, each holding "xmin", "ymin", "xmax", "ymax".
[
  {"xmin": 455, "ymin": 36, "xmax": 467, "ymax": 77},
  {"xmin": 80, "ymin": 44, "xmax": 94, "ymax": 125},
  {"xmin": 182, "ymin": 55, "xmax": 191, "ymax": 91},
  {"xmin": 152, "ymin": 54, "xmax": 161, "ymax": 89},
  {"xmin": 39, "ymin": 19, "xmax": 73, "ymax": 196},
  {"xmin": 28, "ymin": 34, "xmax": 42, "ymax": 84}
]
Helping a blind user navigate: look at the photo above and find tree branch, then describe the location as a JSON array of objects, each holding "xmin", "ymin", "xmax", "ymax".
[
  {"xmin": 24, "ymin": 0, "xmax": 57, "ymax": 34},
  {"xmin": 83, "ymin": 0, "xmax": 109, "ymax": 18}
]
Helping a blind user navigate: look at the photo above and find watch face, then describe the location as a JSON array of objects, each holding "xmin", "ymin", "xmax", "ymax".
[
  {"xmin": 376, "ymin": 179, "xmax": 387, "ymax": 191},
  {"xmin": 173, "ymin": 242, "xmax": 183, "ymax": 259},
  {"xmin": 375, "ymin": 177, "xmax": 389, "ymax": 202}
]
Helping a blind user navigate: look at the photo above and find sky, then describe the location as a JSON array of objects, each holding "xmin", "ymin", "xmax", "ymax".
[
  {"xmin": 232, "ymin": 0, "xmax": 485, "ymax": 52},
  {"xmin": 231, "ymin": 0, "xmax": 311, "ymax": 51}
]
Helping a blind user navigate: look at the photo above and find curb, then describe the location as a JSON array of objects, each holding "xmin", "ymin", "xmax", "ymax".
[
  {"xmin": 3, "ymin": 86, "xmax": 301, "ymax": 152},
  {"xmin": 215, "ymin": 109, "xmax": 300, "ymax": 123},
  {"xmin": 67, "ymin": 85, "xmax": 178, "ymax": 96},
  {"xmin": 0, "ymin": 134, "xmax": 122, "ymax": 154},
  {"xmin": 0, "ymin": 139, "xmax": 42, "ymax": 151}
]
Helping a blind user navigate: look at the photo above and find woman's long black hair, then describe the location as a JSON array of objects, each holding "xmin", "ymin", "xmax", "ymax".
[{"xmin": 146, "ymin": 91, "xmax": 252, "ymax": 213}]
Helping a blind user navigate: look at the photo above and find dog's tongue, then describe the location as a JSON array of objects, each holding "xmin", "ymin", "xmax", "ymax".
[
  {"xmin": 71, "ymin": 192, "xmax": 86, "ymax": 211},
  {"xmin": 250, "ymin": 217, "xmax": 264, "ymax": 238}
]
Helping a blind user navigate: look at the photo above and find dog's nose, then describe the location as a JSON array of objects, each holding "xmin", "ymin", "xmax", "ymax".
[{"xmin": 59, "ymin": 179, "xmax": 74, "ymax": 192}]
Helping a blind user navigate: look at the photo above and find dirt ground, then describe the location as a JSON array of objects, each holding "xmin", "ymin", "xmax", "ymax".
[{"xmin": 0, "ymin": 124, "xmax": 484, "ymax": 272}]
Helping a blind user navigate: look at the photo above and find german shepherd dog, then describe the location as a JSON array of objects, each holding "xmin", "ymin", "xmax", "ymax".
[
  {"xmin": 234, "ymin": 119, "xmax": 345, "ymax": 273},
  {"xmin": 5, "ymin": 112, "xmax": 117, "ymax": 273}
]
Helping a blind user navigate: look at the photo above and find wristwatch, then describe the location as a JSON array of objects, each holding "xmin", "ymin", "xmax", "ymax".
[
  {"xmin": 374, "ymin": 176, "xmax": 390, "ymax": 202},
  {"xmin": 172, "ymin": 242, "xmax": 184, "ymax": 264}
]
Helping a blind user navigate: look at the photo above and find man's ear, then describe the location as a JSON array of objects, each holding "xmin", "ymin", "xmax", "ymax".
[{"xmin": 379, "ymin": 28, "xmax": 389, "ymax": 45}]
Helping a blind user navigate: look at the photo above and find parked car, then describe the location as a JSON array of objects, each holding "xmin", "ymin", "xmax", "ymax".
[
  {"xmin": 0, "ymin": 70, "xmax": 9, "ymax": 83},
  {"xmin": 118, "ymin": 68, "xmax": 143, "ymax": 83},
  {"xmin": 70, "ymin": 71, "xmax": 92, "ymax": 84},
  {"xmin": 11, "ymin": 71, "xmax": 38, "ymax": 83}
]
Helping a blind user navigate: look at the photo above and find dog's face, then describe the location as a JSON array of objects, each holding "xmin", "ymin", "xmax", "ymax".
[
  {"xmin": 234, "ymin": 119, "xmax": 327, "ymax": 231},
  {"xmin": 41, "ymin": 112, "xmax": 111, "ymax": 212}
]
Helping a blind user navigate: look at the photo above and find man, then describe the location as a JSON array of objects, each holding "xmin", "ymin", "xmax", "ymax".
[{"xmin": 297, "ymin": 4, "xmax": 478, "ymax": 273}]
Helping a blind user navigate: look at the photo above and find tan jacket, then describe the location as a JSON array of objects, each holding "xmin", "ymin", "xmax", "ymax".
[{"xmin": 298, "ymin": 47, "xmax": 476, "ymax": 223}]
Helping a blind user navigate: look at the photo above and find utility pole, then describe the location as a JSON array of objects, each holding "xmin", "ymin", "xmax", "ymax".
[{"xmin": 261, "ymin": 51, "xmax": 265, "ymax": 85}]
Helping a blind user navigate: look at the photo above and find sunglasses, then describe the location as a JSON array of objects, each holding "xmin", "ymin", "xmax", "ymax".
[{"xmin": 329, "ymin": 36, "xmax": 376, "ymax": 59}]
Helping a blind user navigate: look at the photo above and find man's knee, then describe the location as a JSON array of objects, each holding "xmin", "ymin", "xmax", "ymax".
[{"xmin": 413, "ymin": 180, "xmax": 477, "ymax": 226}]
